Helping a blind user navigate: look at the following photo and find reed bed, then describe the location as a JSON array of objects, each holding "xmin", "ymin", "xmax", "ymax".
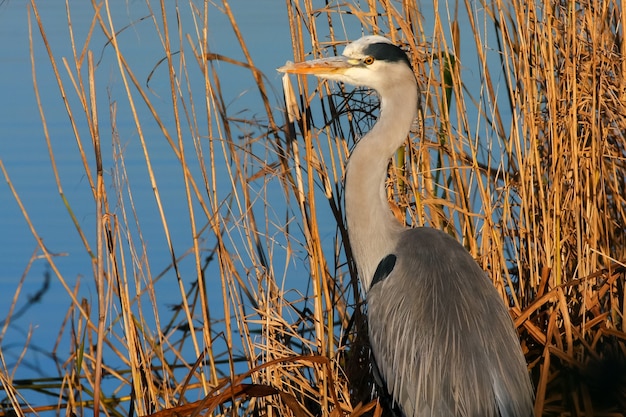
[{"xmin": 1, "ymin": 0, "xmax": 625, "ymax": 416}]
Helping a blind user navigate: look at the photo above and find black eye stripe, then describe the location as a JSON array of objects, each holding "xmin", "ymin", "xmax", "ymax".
[{"xmin": 361, "ymin": 42, "xmax": 411, "ymax": 67}]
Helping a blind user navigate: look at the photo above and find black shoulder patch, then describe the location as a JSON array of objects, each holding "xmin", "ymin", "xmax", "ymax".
[
  {"xmin": 362, "ymin": 42, "xmax": 411, "ymax": 67},
  {"xmin": 370, "ymin": 254, "xmax": 397, "ymax": 290}
]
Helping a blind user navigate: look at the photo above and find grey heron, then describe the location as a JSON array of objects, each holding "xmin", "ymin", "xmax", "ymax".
[{"xmin": 278, "ymin": 35, "xmax": 534, "ymax": 417}]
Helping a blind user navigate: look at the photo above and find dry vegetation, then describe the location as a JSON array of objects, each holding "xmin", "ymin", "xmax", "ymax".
[{"xmin": 1, "ymin": 0, "xmax": 625, "ymax": 416}]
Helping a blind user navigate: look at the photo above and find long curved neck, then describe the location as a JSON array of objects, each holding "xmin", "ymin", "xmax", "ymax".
[{"xmin": 345, "ymin": 79, "xmax": 418, "ymax": 291}]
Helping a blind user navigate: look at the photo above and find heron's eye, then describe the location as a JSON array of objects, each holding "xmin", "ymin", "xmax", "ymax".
[{"xmin": 363, "ymin": 56, "xmax": 375, "ymax": 65}]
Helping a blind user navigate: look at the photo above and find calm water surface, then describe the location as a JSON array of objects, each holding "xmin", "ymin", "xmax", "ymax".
[{"xmin": 0, "ymin": 0, "xmax": 296, "ymax": 375}]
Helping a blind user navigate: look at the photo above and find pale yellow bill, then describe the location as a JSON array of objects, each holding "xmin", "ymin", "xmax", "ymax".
[{"xmin": 277, "ymin": 56, "xmax": 352, "ymax": 75}]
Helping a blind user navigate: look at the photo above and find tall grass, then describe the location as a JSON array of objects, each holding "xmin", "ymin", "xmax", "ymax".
[{"xmin": 1, "ymin": 0, "xmax": 625, "ymax": 416}]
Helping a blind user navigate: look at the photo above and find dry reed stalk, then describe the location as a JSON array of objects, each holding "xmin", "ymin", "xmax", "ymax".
[{"xmin": 486, "ymin": 0, "xmax": 626, "ymax": 414}]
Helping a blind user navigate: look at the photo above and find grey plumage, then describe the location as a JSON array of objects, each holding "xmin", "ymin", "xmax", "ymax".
[
  {"xmin": 279, "ymin": 35, "xmax": 534, "ymax": 417},
  {"xmin": 369, "ymin": 228, "xmax": 533, "ymax": 417}
]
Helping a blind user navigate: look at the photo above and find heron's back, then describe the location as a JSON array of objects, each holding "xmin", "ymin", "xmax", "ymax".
[{"xmin": 367, "ymin": 227, "xmax": 534, "ymax": 417}]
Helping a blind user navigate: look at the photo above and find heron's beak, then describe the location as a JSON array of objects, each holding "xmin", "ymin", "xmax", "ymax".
[{"xmin": 277, "ymin": 56, "xmax": 353, "ymax": 76}]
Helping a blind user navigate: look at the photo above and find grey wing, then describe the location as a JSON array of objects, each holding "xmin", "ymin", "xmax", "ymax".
[{"xmin": 367, "ymin": 227, "xmax": 534, "ymax": 417}]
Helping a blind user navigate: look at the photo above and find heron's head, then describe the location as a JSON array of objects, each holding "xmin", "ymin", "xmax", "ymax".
[{"xmin": 278, "ymin": 35, "xmax": 415, "ymax": 93}]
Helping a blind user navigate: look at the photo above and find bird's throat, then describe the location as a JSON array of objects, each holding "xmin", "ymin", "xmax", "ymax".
[{"xmin": 344, "ymin": 91, "xmax": 417, "ymax": 291}]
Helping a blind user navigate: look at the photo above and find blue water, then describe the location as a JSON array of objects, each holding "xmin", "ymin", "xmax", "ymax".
[
  {"xmin": 0, "ymin": 0, "xmax": 298, "ymax": 406},
  {"xmin": 1, "ymin": 2, "xmax": 288, "ymax": 299}
]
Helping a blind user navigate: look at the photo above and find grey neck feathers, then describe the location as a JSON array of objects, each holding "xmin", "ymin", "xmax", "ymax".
[{"xmin": 345, "ymin": 77, "xmax": 418, "ymax": 291}]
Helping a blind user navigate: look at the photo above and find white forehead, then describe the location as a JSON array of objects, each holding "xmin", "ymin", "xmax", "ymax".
[{"xmin": 342, "ymin": 35, "xmax": 394, "ymax": 58}]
